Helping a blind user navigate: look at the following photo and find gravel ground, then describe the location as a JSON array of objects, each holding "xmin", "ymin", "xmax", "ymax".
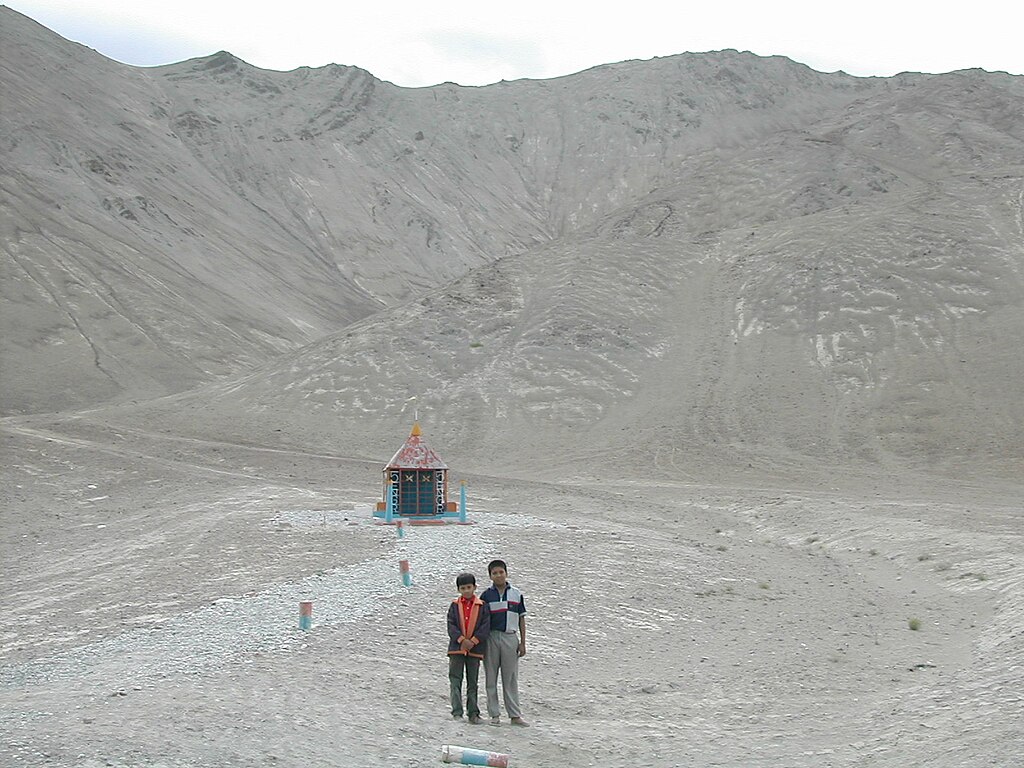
[{"xmin": 2, "ymin": 425, "xmax": 1021, "ymax": 767}]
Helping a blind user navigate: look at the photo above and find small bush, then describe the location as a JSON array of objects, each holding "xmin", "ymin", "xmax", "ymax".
[{"xmin": 908, "ymin": 618, "xmax": 921, "ymax": 631}]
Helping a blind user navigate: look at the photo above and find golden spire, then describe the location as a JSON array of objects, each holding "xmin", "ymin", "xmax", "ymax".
[{"xmin": 411, "ymin": 421, "xmax": 422, "ymax": 437}]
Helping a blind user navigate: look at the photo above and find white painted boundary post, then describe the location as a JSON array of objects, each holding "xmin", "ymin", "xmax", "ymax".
[
  {"xmin": 298, "ymin": 601, "xmax": 313, "ymax": 631},
  {"xmin": 441, "ymin": 745, "xmax": 510, "ymax": 766}
]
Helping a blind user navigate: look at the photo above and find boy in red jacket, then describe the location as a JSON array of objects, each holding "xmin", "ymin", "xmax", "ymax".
[{"xmin": 447, "ymin": 572, "xmax": 491, "ymax": 723}]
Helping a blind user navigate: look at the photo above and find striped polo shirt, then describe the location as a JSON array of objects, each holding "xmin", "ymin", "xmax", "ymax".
[{"xmin": 481, "ymin": 583, "xmax": 526, "ymax": 633}]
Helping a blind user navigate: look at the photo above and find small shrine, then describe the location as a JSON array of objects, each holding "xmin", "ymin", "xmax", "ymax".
[{"xmin": 374, "ymin": 421, "xmax": 466, "ymax": 523}]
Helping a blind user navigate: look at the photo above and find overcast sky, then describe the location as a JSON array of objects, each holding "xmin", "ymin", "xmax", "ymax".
[{"xmin": 7, "ymin": 1, "xmax": 1023, "ymax": 87}]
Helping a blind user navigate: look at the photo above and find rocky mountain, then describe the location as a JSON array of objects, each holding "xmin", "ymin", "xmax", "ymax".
[{"xmin": 2, "ymin": 7, "xmax": 1022, "ymax": 478}]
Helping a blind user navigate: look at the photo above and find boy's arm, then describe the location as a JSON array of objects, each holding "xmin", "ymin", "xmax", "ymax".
[
  {"xmin": 517, "ymin": 594, "xmax": 527, "ymax": 656},
  {"xmin": 472, "ymin": 603, "xmax": 491, "ymax": 647},
  {"xmin": 447, "ymin": 603, "xmax": 463, "ymax": 644}
]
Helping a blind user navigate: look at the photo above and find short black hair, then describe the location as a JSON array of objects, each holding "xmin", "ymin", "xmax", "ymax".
[
  {"xmin": 456, "ymin": 572, "xmax": 476, "ymax": 587},
  {"xmin": 487, "ymin": 559, "xmax": 507, "ymax": 574}
]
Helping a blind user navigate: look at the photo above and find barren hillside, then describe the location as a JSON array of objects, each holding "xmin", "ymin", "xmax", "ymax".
[
  {"xmin": 93, "ymin": 69, "xmax": 1024, "ymax": 480},
  {"xmin": 5, "ymin": 6, "xmax": 896, "ymax": 415},
  {"xmin": 2, "ymin": 5, "xmax": 1023, "ymax": 475}
]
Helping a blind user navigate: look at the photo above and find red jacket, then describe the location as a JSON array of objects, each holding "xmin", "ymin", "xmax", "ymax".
[{"xmin": 447, "ymin": 596, "xmax": 491, "ymax": 659}]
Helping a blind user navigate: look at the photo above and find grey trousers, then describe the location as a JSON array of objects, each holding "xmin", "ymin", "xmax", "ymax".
[
  {"xmin": 448, "ymin": 654, "xmax": 480, "ymax": 718},
  {"xmin": 484, "ymin": 631, "xmax": 522, "ymax": 718}
]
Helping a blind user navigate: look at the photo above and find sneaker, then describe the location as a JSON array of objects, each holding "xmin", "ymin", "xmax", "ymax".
[
  {"xmin": 510, "ymin": 717, "xmax": 529, "ymax": 727},
  {"xmin": 468, "ymin": 715, "xmax": 483, "ymax": 725},
  {"xmin": 489, "ymin": 717, "xmax": 501, "ymax": 726}
]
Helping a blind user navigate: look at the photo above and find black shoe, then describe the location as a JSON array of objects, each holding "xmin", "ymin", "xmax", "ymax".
[
  {"xmin": 452, "ymin": 713, "xmax": 463, "ymax": 720},
  {"xmin": 468, "ymin": 715, "xmax": 483, "ymax": 725}
]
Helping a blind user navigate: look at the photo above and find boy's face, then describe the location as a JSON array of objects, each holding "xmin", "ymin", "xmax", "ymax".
[
  {"xmin": 458, "ymin": 582, "xmax": 476, "ymax": 598},
  {"xmin": 489, "ymin": 566, "xmax": 508, "ymax": 588}
]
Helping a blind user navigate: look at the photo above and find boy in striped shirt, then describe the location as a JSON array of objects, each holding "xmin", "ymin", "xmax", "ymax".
[{"xmin": 481, "ymin": 559, "xmax": 528, "ymax": 726}]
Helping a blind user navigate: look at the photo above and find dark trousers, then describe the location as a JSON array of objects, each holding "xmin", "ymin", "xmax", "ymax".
[{"xmin": 448, "ymin": 654, "xmax": 481, "ymax": 718}]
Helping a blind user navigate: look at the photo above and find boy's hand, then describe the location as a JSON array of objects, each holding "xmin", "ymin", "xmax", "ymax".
[
  {"xmin": 517, "ymin": 642, "xmax": 527, "ymax": 657},
  {"xmin": 461, "ymin": 639, "xmax": 474, "ymax": 652}
]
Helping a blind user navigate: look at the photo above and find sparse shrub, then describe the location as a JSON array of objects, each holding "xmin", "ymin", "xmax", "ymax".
[
  {"xmin": 469, "ymin": 341, "xmax": 484, "ymax": 348},
  {"xmin": 917, "ymin": 554, "xmax": 932, "ymax": 562},
  {"xmin": 805, "ymin": 536, "xmax": 820, "ymax": 544},
  {"xmin": 696, "ymin": 585, "xmax": 735, "ymax": 598},
  {"xmin": 908, "ymin": 618, "xmax": 921, "ymax": 631},
  {"xmin": 715, "ymin": 544, "xmax": 727, "ymax": 552},
  {"xmin": 757, "ymin": 581, "xmax": 770, "ymax": 590},
  {"xmin": 869, "ymin": 549, "xmax": 878, "ymax": 556},
  {"xmin": 935, "ymin": 562, "xmax": 952, "ymax": 572}
]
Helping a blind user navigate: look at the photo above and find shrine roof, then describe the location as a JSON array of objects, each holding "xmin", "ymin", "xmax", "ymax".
[{"xmin": 385, "ymin": 422, "xmax": 448, "ymax": 470}]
